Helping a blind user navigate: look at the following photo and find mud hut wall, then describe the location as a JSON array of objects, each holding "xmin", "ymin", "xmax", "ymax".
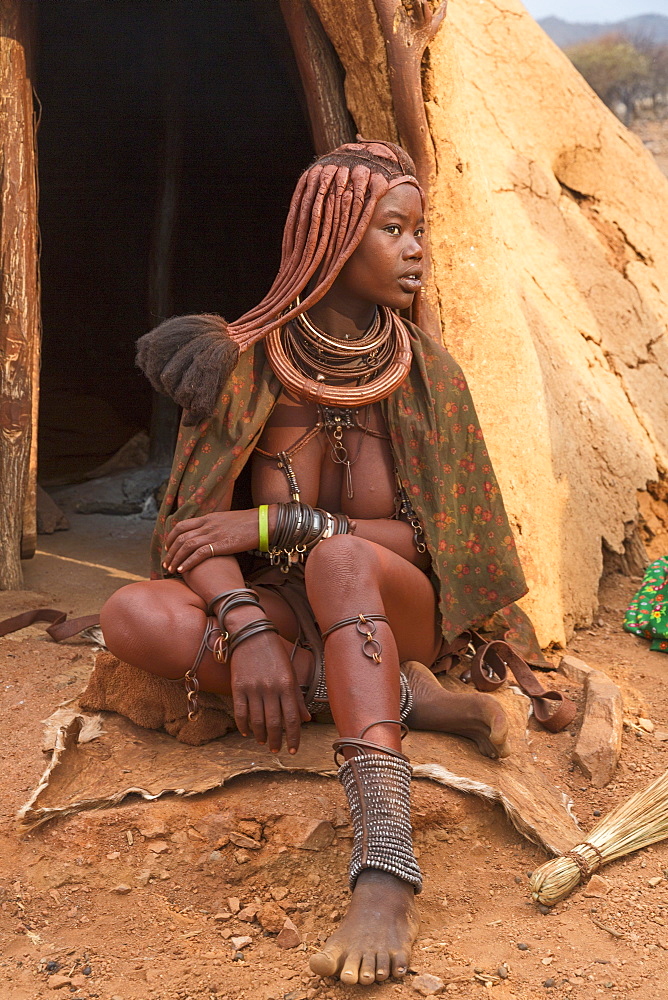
[
  {"xmin": 426, "ymin": 0, "xmax": 668, "ymax": 644},
  {"xmin": 0, "ymin": 1, "xmax": 39, "ymax": 589},
  {"xmin": 310, "ymin": 0, "xmax": 668, "ymax": 645}
]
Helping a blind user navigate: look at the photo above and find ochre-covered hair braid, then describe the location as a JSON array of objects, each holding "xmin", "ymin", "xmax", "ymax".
[{"xmin": 136, "ymin": 139, "xmax": 423, "ymax": 424}]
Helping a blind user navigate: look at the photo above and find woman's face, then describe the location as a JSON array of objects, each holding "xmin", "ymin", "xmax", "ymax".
[{"xmin": 332, "ymin": 182, "xmax": 425, "ymax": 311}]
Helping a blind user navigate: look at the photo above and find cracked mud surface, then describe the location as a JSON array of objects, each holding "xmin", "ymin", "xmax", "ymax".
[{"xmin": 2, "ymin": 520, "xmax": 668, "ymax": 998}]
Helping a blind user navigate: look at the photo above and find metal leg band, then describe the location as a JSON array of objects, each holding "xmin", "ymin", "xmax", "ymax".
[
  {"xmin": 321, "ymin": 613, "xmax": 389, "ymax": 664},
  {"xmin": 338, "ymin": 753, "xmax": 422, "ymax": 894}
]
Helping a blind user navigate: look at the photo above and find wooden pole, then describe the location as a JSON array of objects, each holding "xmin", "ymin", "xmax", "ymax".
[
  {"xmin": 279, "ymin": 0, "xmax": 356, "ymax": 155},
  {"xmin": 0, "ymin": 0, "xmax": 40, "ymax": 588}
]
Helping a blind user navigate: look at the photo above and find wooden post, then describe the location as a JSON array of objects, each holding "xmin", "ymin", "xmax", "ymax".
[
  {"xmin": 0, "ymin": 0, "xmax": 40, "ymax": 588},
  {"xmin": 279, "ymin": 0, "xmax": 356, "ymax": 155}
]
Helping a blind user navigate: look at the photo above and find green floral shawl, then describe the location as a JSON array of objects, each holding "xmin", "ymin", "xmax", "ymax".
[{"xmin": 150, "ymin": 322, "xmax": 527, "ymax": 642}]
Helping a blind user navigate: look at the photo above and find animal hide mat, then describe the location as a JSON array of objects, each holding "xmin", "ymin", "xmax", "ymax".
[{"xmin": 18, "ymin": 677, "xmax": 581, "ymax": 855}]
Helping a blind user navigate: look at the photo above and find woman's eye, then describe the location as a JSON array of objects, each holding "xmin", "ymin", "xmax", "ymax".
[
  {"xmin": 415, "ymin": 228, "xmax": 425, "ymax": 238},
  {"xmin": 385, "ymin": 225, "xmax": 401, "ymax": 235}
]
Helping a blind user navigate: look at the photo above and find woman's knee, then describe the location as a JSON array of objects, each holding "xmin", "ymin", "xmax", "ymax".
[
  {"xmin": 101, "ymin": 583, "xmax": 162, "ymax": 657},
  {"xmin": 304, "ymin": 534, "xmax": 381, "ymax": 599},
  {"xmin": 100, "ymin": 581, "xmax": 202, "ymax": 668}
]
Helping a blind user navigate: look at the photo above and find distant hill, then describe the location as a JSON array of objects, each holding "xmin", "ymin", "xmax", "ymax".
[{"xmin": 539, "ymin": 13, "xmax": 668, "ymax": 48}]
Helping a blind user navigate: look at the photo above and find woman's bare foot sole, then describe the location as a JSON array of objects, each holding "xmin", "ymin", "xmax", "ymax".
[
  {"xmin": 309, "ymin": 869, "xmax": 419, "ymax": 985},
  {"xmin": 403, "ymin": 660, "xmax": 511, "ymax": 758}
]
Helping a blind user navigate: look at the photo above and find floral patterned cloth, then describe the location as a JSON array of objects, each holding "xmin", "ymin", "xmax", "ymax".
[
  {"xmin": 624, "ymin": 557, "xmax": 668, "ymax": 653},
  {"xmin": 150, "ymin": 322, "xmax": 528, "ymax": 643}
]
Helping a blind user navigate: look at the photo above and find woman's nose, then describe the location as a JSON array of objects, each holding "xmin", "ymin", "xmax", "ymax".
[{"xmin": 404, "ymin": 238, "xmax": 423, "ymax": 258}]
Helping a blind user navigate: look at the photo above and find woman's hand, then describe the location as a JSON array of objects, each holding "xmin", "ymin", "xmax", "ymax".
[
  {"xmin": 229, "ymin": 630, "xmax": 311, "ymax": 754},
  {"xmin": 164, "ymin": 509, "xmax": 269, "ymax": 574}
]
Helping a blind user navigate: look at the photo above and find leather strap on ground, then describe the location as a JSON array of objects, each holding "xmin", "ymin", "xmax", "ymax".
[
  {"xmin": 467, "ymin": 634, "xmax": 577, "ymax": 732},
  {"xmin": 0, "ymin": 609, "xmax": 100, "ymax": 642}
]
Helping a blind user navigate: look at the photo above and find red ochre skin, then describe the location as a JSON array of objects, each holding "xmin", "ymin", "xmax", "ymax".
[{"xmin": 100, "ymin": 184, "xmax": 509, "ymax": 986}]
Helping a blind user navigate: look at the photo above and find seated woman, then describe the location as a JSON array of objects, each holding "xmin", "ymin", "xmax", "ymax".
[{"xmin": 101, "ymin": 140, "xmax": 527, "ymax": 986}]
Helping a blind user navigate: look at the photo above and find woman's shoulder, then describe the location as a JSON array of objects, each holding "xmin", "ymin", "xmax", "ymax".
[{"xmin": 402, "ymin": 318, "xmax": 464, "ymax": 375}]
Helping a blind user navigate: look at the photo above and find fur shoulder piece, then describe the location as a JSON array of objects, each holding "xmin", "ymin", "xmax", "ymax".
[{"xmin": 136, "ymin": 314, "xmax": 240, "ymax": 426}]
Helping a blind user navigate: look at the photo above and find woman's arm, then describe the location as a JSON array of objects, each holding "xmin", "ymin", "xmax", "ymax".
[{"xmin": 165, "ymin": 505, "xmax": 429, "ymax": 577}]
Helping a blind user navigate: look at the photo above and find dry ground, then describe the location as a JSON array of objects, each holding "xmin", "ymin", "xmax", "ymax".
[{"xmin": 2, "ymin": 515, "xmax": 668, "ymax": 1000}]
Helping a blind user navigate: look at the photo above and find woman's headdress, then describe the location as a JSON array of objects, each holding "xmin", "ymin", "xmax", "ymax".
[{"xmin": 137, "ymin": 139, "xmax": 423, "ymax": 424}]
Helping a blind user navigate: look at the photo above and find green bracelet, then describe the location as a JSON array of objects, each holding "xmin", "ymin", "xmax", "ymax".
[{"xmin": 258, "ymin": 504, "xmax": 270, "ymax": 552}]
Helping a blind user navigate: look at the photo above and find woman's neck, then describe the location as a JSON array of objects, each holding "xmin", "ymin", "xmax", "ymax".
[{"xmin": 305, "ymin": 291, "xmax": 376, "ymax": 342}]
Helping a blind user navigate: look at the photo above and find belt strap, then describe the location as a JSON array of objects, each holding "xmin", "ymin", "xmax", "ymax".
[
  {"xmin": 467, "ymin": 632, "xmax": 576, "ymax": 732},
  {"xmin": 0, "ymin": 609, "xmax": 100, "ymax": 642}
]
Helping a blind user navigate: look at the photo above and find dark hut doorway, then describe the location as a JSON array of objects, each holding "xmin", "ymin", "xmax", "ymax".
[{"xmin": 35, "ymin": 0, "xmax": 314, "ymax": 483}]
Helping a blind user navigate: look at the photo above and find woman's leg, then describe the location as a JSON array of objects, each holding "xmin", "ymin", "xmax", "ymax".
[
  {"xmin": 100, "ymin": 578, "xmax": 313, "ymax": 708},
  {"xmin": 303, "ymin": 535, "xmax": 508, "ymax": 986}
]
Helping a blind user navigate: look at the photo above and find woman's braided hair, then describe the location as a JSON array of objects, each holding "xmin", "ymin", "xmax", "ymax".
[{"xmin": 137, "ymin": 139, "xmax": 422, "ymax": 424}]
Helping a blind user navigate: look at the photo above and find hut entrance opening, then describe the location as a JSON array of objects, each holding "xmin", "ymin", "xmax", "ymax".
[{"xmin": 35, "ymin": 0, "xmax": 313, "ymax": 484}]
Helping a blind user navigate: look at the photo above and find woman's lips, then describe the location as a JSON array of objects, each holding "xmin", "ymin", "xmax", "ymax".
[{"xmin": 398, "ymin": 275, "xmax": 422, "ymax": 293}]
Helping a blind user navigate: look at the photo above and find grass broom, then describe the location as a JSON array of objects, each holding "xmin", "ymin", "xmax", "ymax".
[{"xmin": 530, "ymin": 768, "xmax": 668, "ymax": 906}]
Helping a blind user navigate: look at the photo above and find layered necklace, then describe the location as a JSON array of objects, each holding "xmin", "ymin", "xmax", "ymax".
[{"xmin": 264, "ymin": 302, "xmax": 412, "ymax": 408}]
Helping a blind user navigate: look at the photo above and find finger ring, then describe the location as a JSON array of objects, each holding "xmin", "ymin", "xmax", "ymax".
[{"xmin": 208, "ymin": 543, "xmax": 215, "ymax": 557}]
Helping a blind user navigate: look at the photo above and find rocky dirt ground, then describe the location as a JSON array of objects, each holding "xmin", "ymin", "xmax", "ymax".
[{"xmin": 2, "ymin": 515, "xmax": 668, "ymax": 1000}]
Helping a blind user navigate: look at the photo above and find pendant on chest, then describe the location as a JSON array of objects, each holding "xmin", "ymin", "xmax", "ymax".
[{"xmin": 319, "ymin": 405, "xmax": 367, "ymax": 501}]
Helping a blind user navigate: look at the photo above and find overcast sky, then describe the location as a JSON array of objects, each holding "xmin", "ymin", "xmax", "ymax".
[{"xmin": 523, "ymin": 1, "xmax": 668, "ymax": 21}]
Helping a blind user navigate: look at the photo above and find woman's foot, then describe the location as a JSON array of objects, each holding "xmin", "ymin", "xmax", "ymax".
[
  {"xmin": 309, "ymin": 868, "xmax": 419, "ymax": 985},
  {"xmin": 403, "ymin": 660, "xmax": 511, "ymax": 758}
]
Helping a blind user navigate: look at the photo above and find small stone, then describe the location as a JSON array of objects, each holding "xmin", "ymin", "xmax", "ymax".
[
  {"xmin": 538, "ymin": 904, "xmax": 551, "ymax": 915},
  {"xmin": 47, "ymin": 975, "xmax": 72, "ymax": 990},
  {"xmin": 45, "ymin": 962, "xmax": 61, "ymax": 973},
  {"xmin": 648, "ymin": 876, "xmax": 663, "ymax": 887},
  {"xmin": 135, "ymin": 870, "xmax": 152, "ymax": 886},
  {"xmin": 214, "ymin": 911, "xmax": 232, "ymax": 921},
  {"xmin": 271, "ymin": 887, "xmax": 288, "ymax": 901},
  {"xmin": 82, "ymin": 966, "xmax": 91, "ymax": 976},
  {"xmin": 106, "ymin": 851, "xmax": 120, "ymax": 860},
  {"xmin": 148, "ymin": 840, "xmax": 169, "ymax": 854},
  {"xmin": 583, "ymin": 874, "xmax": 611, "ymax": 897},
  {"xmin": 638, "ymin": 718, "xmax": 655, "ymax": 733},
  {"xmin": 257, "ymin": 901, "xmax": 288, "ymax": 934},
  {"xmin": 517, "ymin": 942, "xmax": 529, "ymax": 951},
  {"xmin": 655, "ymin": 731, "xmax": 668, "ymax": 742},
  {"xmin": 229, "ymin": 831, "xmax": 262, "ymax": 850},
  {"xmin": 234, "ymin": 849, "xmax": 251, "ymax": 865},
  {"xmin": 411, "ymin": 973, "xmax": 446, "ymax": 995},
  {"xmin": 233, "ymin": 951, "xmax": 245, "ymax": 961},
  {"xmin": 209, "ymin": 851, "xmax": 222, "ymax": 863},
  {"xmin": 572, "ymin": 670, "xmax": 623, "ymax": 788},
  {"xmin": 111, "ymin": 884, "xmax": 132, "ymax": 895},
  {"xmin": 230, "ymin": 935, "xmax": 253, "ymax": 950},
  {"xmin": 238, "ymin": 902, "xmax": 260, "ymax": 922},
  {"xmin": 276, "ymin": 917, "xmax": 302, "ymax": 949},
  {"xmin": 593, "ymin": 809, "xmax": 601, "ymax": 817},
  {"xmin": 70, "ymin": 976, "xmax": 87, "ymax": 987},
  {"xmin": 497, "ymin": 966, "xmax": 508, "ymax": 979},
  {"xmin": 228, "ymin": 896, "xmax": 241, "ymax": 912},
  {"xmin": 558, "ymin": 654, "xmax": 594, "ymax": 683},
  {"xmin": 273, "ymin": 815, "xmax": 336, "ymax": 851},
  {"xmin": 514, "ymin": 876, "xmax": 523, "ymax": 884},
  {"xmin": 138, "ymin": 820, "xmax": 167, "ymax": 838},
  {"xmin": 543, "ymin": 979, "xmax": 556, "ymax": 988}
]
